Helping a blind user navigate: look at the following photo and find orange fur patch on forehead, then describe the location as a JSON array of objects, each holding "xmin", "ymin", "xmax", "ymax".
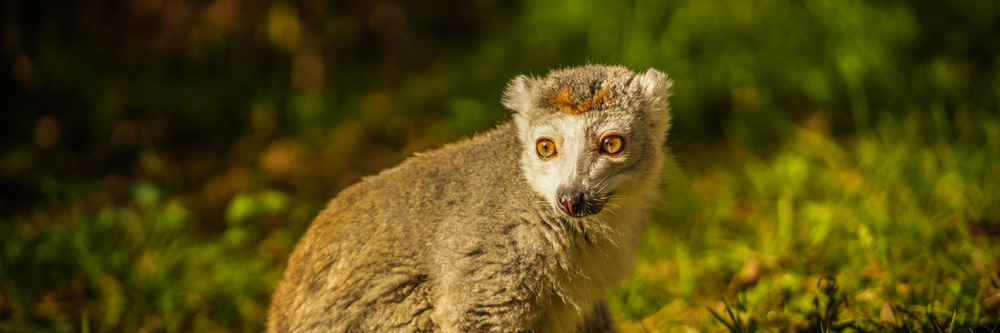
[{"xmin": 546, "ymin": 84, "xmax": 613, "ymax": 115}]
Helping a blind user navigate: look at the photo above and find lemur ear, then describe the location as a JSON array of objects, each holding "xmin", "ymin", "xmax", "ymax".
[
  {"xmin": 633, "ymin": 68, "xmax": 673, "ymax": 133},
  {"xmin": 502, "ymin": 75, "xmax": 536, "ymax": 114},
  {"xmin": 636, "ymin": 68, "xmax": 672, "ymax": 100}
]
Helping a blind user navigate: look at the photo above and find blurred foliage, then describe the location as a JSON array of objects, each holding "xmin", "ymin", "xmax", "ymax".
[{"xmin": 1, "ymin": 0, "xmax": 999, "ymax": 331}]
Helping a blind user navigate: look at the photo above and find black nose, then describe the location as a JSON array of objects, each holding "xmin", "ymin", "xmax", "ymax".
[{"xmin": 558, "ymin": 192, "xmax": 586, "ymax": 215}]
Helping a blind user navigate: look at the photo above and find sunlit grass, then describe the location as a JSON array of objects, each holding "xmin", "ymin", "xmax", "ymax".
[
  {"xmin": 611, "ymin": 111, "xmax": 1000, "ymax": 332},
  {"xmin": 2, "ymin": 111, "xmax": 996, "ymax": 332}
]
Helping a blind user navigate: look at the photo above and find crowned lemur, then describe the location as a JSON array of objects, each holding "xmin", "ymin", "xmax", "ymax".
[{"xmin": 268, "ymin": 64, "xmax": 673, "ymax": 332}]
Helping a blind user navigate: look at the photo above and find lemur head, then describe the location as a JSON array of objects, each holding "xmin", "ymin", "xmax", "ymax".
[{"xmin": 503, "ymin": 65, "xmax": 672, "ymax": 218}]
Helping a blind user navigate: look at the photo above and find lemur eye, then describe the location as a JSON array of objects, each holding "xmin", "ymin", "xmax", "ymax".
[
  {"xmin": 600, "ymin": 135, "xmax": 625, "ymax": 155},
  {"xmin": 536, "ymin": 138, "xmax": 557, "ymax": 160}
]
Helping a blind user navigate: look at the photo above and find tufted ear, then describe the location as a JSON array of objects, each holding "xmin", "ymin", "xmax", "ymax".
[
  {"xmin": 636, "ymin": 68, "xmax": 672, "ymax": 101},
  {"xmin": 633, "ymin": 68, "xmax": 673, "ymax": 134},
  {"xmin": 502, "ymin": 75, "xmax": 537, "ymax": 114}
]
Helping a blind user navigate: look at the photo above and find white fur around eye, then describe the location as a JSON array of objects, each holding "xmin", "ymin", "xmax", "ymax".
[{"xmin": 515, "ymin": 114, "xmax": 593, "ymax": 210}]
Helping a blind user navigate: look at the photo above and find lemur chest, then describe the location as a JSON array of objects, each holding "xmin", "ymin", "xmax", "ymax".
[{"xmin": 528, "ymin": 222, "xmax": 637, "ymax": 332}]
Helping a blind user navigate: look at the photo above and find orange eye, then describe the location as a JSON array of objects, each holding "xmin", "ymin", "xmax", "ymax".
[
  {"xmin": 601, "ymin": 135, "xmax": 625, "ymax": 155},
  {"xmin": 536, "ymin": 138, "xmax": 557, "ymax": 160}
]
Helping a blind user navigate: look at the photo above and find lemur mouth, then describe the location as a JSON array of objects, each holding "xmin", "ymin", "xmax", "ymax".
[{"xmin": 557, "ymin": 192, "xmax": 608, "ymax": 217}]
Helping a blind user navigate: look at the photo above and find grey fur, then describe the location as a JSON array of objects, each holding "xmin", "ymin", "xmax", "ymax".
[{"xmin": 268, "ymin": 64, "xmax": 672, "ymax": 333}]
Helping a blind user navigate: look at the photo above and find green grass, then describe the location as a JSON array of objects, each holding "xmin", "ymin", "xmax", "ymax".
[
  {"xmin": 0, "ymin": 186, "xmax": 304, "ymax": 332},
  {"xmin": 2, "ymin": 111, "xmax": 997, "ymax": 332},
  {"xmin": 611, "ymin": 110, "xmax": 1000, "ymax": 332}
]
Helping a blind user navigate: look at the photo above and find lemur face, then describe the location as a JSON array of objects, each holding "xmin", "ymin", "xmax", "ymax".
[
  {"xmin": 517, "ymin": 110, "xmax": 650, "ymax": 217},
  {"xmin": 504, "ymin": 65, "xmax": 671, "ymax": 218}
]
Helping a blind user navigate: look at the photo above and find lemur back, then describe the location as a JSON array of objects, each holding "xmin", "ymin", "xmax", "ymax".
[{"xmin": 269, "ymin": 64, "xmax": 672, "ymax": 333}]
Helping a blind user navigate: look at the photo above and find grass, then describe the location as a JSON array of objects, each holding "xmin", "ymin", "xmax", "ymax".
[
  {"xmin": 2, "ymin": 109, "xmax": 997, "ymax": 332},
  {"xmin": 611, "ymin": 110, "xmax": 1000, "ymax": 332}
]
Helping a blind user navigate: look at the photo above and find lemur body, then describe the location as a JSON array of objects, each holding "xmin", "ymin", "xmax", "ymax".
[{"xmin": 269, "ymin": 65, "xmax": 673, "ymax": 332}]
